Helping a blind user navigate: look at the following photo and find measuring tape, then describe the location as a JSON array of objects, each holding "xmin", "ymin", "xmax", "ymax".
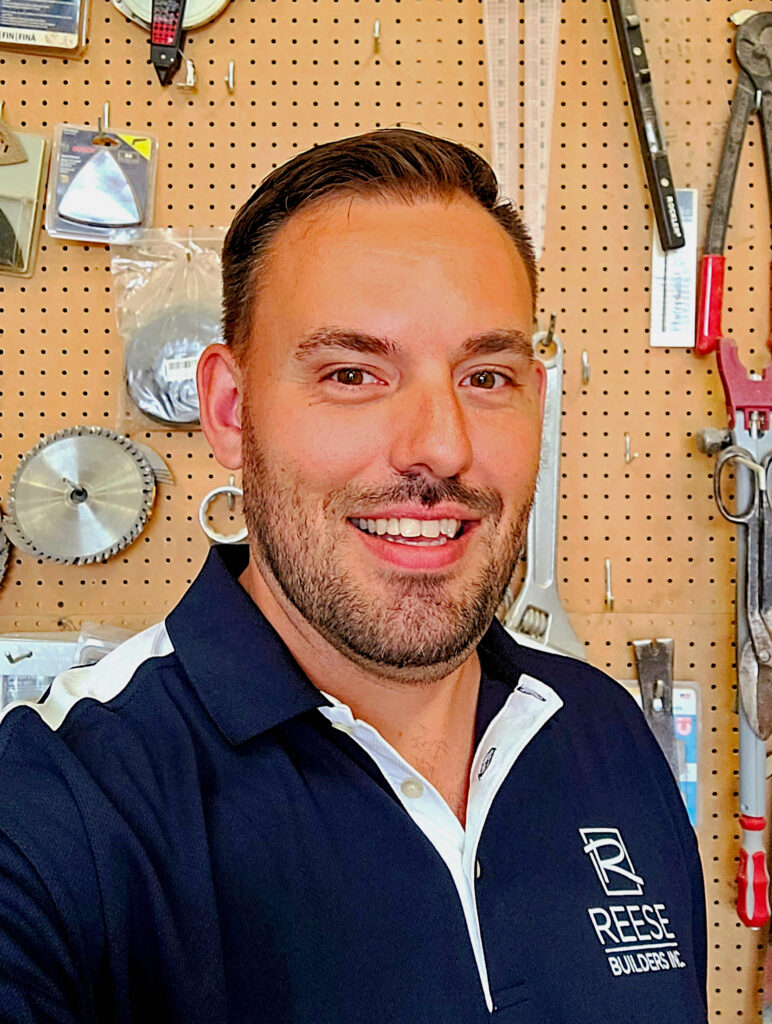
[{"xmin": 483, "ymin": 0, "xmax": 560, "ymax": 259}]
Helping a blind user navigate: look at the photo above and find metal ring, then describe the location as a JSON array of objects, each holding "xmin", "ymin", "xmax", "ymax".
[
  {"xmin": 198, "ymin": 485, "xmax": 247, "ymax": 544},
  {"xmin": 714, "ymin": 446, "xmax": 761, "ymax": 524}
]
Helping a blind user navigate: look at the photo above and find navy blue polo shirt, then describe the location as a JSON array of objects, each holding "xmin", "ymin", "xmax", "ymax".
[{"xmin": 0, "ymin": 545, "xmax": 707, "ymax": 1023}]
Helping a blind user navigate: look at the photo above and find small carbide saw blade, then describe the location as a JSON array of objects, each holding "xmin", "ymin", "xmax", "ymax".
[
  {"xmin": 5, "ymin": 426, "xmax": 156, "ymax": 564},
  {"xmin": 0, "ymin": 525, "xmax": 8, "ymax": 584}
]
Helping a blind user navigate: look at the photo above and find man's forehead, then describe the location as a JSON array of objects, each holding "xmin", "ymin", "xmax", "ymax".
[
  {"xmin": 267, "ymin": 192, "xmax": 524, "ymax": 267},
  {"xmin": 244, "ymin": 194, "xmax": 534, "ymax": 362}
]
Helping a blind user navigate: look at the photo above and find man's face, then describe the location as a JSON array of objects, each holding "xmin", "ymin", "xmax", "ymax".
[{"xmin": 239, "ymin": 195, "xmax": 544, "ymax": 681}]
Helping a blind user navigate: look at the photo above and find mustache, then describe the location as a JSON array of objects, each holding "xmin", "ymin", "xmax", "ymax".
[{"xmin": 327, "ymin": 474, "xmax": 503, "ymax": 519}]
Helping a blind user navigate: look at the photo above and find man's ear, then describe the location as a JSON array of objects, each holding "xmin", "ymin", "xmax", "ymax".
[{"xmin": 197, "ymin": 344, "xmax": 243, "ymax": 470}]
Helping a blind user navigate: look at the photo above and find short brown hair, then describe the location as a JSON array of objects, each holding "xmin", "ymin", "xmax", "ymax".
[{"xmin": 222, "ymin": 128, "xmax": 536, "ymax": 359}]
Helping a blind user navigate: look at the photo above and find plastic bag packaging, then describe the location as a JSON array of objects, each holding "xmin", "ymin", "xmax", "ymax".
[{"xmin": 110, "ymin": 228, "xmax": 226, "ymax": 431}]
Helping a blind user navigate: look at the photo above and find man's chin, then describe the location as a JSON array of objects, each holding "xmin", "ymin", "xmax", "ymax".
[{"xmin": 320, "ymin": 622, "xmax": 485, "ymax": 686}]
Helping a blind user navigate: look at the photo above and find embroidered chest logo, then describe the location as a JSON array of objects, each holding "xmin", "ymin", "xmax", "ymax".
[
  {"xmin": 580, "ymin": 827, "xmax": 643, "ymax": 896},
  {"xmin": 579, "ymin": 827, "xmax": 687, "ymax": 978}
]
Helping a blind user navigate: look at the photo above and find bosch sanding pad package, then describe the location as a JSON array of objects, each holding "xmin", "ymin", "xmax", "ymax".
[
  {"xmin": 110, "ymin": 228, "xmax": 226, "ymax": 430},
  {"xmin": 45, "ymin": 121, "xmax": 157, "ymax": 244}
]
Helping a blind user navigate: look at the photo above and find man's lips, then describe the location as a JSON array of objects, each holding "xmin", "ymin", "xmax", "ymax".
[{"xmin": 346, "ymin": 513, "xmax": 481, "ymax": 571}]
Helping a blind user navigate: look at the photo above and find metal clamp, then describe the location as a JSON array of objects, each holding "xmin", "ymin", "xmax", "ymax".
[{"xmin": 199, "ymin": 485, "xmax": 247, "ymax": 544}]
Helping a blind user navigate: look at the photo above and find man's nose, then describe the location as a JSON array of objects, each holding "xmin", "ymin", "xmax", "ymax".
[{"xmin": 389, "ymin": 376, "xmax": 474, "ymax": 480}]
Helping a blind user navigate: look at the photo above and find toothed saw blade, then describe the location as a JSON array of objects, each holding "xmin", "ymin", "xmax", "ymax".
[
  {"xmin": 4, "ymin": 426, "xmax": 156, "ymax": 564},
  {"xmin": 0, "ymin": 525, "xmax": 8, "ymax": 584}
]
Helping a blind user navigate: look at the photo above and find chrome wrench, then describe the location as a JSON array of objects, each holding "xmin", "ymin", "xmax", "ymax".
[{"xmin": 504, "ymin": 326, "xmax": 585, "ymax": 660}]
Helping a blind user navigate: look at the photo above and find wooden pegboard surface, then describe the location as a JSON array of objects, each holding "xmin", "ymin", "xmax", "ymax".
[{"xmin": 0, "ymin": 0, "xmax": 767, "ymax": 1016}]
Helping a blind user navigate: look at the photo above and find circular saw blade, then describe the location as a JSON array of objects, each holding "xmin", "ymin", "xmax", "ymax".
[
  {"xmin": 5, "ymin": 426, "xmax": 156, "ymax": 565},
  {"xmin": 114, "ymin": 0, "xmax": 229, "ymax": 30},
  {"xmin": 0, "ymin": 524, "xmax": 8, "ymax": 584}
]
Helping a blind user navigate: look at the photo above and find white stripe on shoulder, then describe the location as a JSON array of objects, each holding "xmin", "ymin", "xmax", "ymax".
[{"xmin": 0, "ymin": 621, "xmax": 174, "ymax": 733}]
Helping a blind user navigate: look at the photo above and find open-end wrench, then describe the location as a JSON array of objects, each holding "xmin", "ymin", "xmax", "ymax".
[{"xmin": 503, "ymin": 325, "xmax": 585, "ymax": 660}]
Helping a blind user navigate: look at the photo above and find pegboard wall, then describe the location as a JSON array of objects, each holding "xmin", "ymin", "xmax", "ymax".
[{"xmin": 0, "ymin": 0, "xmax": 766, "ymax": 1017}]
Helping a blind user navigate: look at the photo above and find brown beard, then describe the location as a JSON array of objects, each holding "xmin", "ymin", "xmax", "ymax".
[{"xmin": 240, "ymin": 410, "xmax": 533, "ymax": 682}]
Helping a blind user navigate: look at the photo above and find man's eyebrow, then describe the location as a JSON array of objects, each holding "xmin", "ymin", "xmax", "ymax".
[
  {"xmin": 460, "ymin": 330, "xmax": 534, "ymax": 359},
  {"xmin": 293, "ymin": 327, "xmax": 533, "ymax": 361},
  {"xmin": 294, "ymin": 328, "xmax": 398, "ymax": 360}
]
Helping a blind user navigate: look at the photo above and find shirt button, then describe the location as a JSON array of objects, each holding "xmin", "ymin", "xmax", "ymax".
[{"xmin": 401, "ymin": 778, "xmax": 424, "ymax": 799}]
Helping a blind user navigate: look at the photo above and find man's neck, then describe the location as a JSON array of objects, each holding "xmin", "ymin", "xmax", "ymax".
[{"xmin": 239, "ymin": 556, "xmax": 481, "ymax": 824}]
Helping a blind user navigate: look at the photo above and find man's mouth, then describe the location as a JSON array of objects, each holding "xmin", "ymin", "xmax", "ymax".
[{"xmin": 348, "ymin": 517, "xmax": 465, "ymax": 547}]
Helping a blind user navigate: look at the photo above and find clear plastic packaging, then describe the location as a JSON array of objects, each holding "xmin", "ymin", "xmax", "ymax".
[
  {"xmin": 46, "ymin": 121, "xmax": 157, "ymax": 244},
  {"xmin": 110, "ymin": 228, "xmax": 226, "ymax": 430}
]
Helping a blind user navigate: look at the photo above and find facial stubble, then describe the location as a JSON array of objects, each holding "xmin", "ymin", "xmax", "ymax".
[{"xmin": 240, "ymin": 411, "xmax": 534, "ymax": 683}]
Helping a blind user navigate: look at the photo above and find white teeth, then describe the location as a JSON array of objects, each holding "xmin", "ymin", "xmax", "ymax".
[
  {"xmin": 399, "ymin": 518, "xmax": 422, "ymax": 537},
  {"xmin": 440, "ymin": 519, "xmax": 461, "ymax": 538},
  {"xmin": 352, "ymin": 516, "xmax": 462, "ymax": 541},
  {"xmin": 384, "ymin": 536, "xmax": 448, "ymax": 546}
]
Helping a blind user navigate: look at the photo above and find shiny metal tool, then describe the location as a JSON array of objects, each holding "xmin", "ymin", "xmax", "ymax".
[
  {"xmin": 503, "ymin": 322, "xmax": 585, "ymax": 660},
  {"xmin": 3, "ymin": 426, "xmax": 156, "ymax": 564},
  {"xmin": 695, "ymin": 8, "xmax": 772, "ymax": 930},
  {"xmin": 715, "ymin": 445, "xmax": 772, "ymax": 740},
  {"xmin": 631, "ymin": 638, "xmax": 679, "ymax": 780}
]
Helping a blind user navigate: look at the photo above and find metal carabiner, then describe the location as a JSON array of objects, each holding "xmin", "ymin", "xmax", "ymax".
[{"xmin": 714, "ymin": 446, "xmax": 769, "ymax": 524}]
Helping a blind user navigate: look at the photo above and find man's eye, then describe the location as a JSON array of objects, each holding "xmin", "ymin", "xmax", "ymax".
[
  {"xmin": 462, "ymin": 370, "xmax": 510, "ymax": 390},
  {"xmin": 329, "ymin": 368, "xmax": 377, "ymax": 386}
]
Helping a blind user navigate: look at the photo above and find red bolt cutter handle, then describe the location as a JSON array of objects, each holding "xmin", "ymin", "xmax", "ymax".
[
  {"xmin": 696, "ymin": 254, "xmax": 725, "ymax": 356},
  {"xmin": 737, "ymin": 815, "xmax": 771, "ymax": 928}
]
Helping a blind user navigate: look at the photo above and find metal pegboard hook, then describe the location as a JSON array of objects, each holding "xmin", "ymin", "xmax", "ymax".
[
  {"xmin": 624, "ymin": 432, "xmax": 639, "ymax": 464},
  {"xmin": 604, "ymin": 558, "xmax": 614, "ymax": 611},
  {"xmin": 199, "ymin": 484, "xmax": 247, "ymax": 545}
]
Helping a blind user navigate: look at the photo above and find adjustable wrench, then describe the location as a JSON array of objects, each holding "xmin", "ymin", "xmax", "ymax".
[{"xmin": 503, "ymin": 327, "xmax": 585, "ymax": 660}]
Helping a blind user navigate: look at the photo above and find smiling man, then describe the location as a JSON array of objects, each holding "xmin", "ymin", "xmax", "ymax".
[{"xmin": 0, "ymin": 130, "xmax": 707, "ymax": 1023}]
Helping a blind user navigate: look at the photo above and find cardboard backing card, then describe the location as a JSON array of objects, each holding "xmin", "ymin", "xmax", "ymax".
[
  {"xmin": 0, "ymin": 131, "xmax": 49, "ymax": 278},
  {"xmin": 0, "ymin": 0, "xmax": 89, "ymax": 56}
]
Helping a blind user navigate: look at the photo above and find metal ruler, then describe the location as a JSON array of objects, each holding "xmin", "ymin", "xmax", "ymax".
[
  {"xmin": 484, "ymin": 1, "xmax": 561, "ymax": 257},
  {"xmin": 523, "ymin": 0, "xmax": 561, "ymax": 259},
  {"xmin": 483, "ymin": 0, "xmax": 520, "ymax": 203}
]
